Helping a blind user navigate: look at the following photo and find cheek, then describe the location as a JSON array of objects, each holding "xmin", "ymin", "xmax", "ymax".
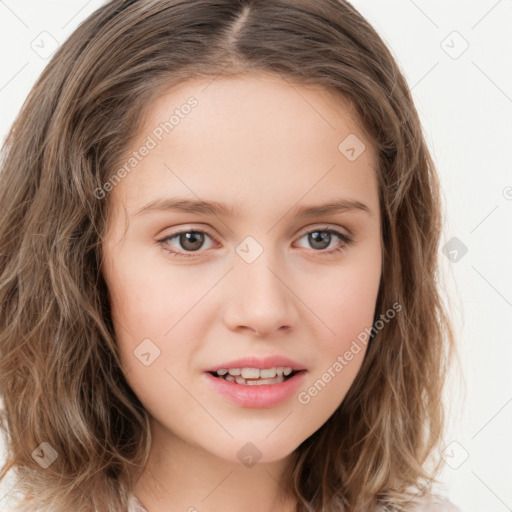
[
  {"xmin": 292, "ymin": 266, "xmax": 380, "ymax": 437},
  {"xmin": 306, "ymin": 280, "xmax": 376, "ymax": 398},
  {"xmin": 309, "ymin": 258, "xmax": 381, "ymax": 350},
  {"xmin": 103, "ymin": 249, "xmax": 212, "ymax": 379},
  {"xmin": 106, "ymin": 245, "xmax": 207, "ymax": 334}
]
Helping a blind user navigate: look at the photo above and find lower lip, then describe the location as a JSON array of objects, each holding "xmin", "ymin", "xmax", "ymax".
[{"xmin": 203, "ymin": 371, "xmax": 307, "ymax": 408}]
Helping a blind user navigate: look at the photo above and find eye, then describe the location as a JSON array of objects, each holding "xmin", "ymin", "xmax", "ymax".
[
  {"xmin": 157, "ymin": 229, "xmax": 218, "ymax": 258},
  {"xmin": 294, "ymin": 226, "xmax": 354, "ymax": 255},
  {"xmin": 157, "ymin": 225, "xmax": 354, "ymax": 258}
]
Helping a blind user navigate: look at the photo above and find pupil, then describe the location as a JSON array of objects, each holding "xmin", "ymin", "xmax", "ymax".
[
  {"xmin": 181, "ymin": 232, "xmax": 204, "ymax": 251},
  {"xmin": 309, "ymin": 231, "xmax": 330, "ymax": 250}
]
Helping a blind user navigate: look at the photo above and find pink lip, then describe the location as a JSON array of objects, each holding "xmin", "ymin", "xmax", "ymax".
[
  {"xmin": 203, "ymin": 355, "xmax": 306, "ymax": 372},
  {"xmin": 203, "ymin": 370, "xmax": 307, "ymax": 408}
]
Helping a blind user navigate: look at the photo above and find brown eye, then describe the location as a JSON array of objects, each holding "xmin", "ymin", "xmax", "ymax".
[
  {"xmin": 175, "ymin": 231, "xmax": 205, "ymax": 251},
  {"xmin": 295, "ymin": 228, "xmax": 354, "ymax": 254},
  {"xmin": 158, "ymin": 229, "xmax": 217, "ymax": 257},
  {"xmin": 307, "ymin": 231, "xmax": 332, "ymax": 250}
]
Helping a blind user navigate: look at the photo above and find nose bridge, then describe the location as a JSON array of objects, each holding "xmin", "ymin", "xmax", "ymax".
[
  {"xmin": 237, "ymin": 241, "xmax": 288, "ymax": 305},
  {"xmin": 224, "ymin": 239, "xmax": 298, "ymax": 335}
]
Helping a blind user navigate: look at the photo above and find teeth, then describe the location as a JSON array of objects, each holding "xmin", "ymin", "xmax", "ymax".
[
  {"xmin": 245, "ymin": 376, "xmax": 285, "ymax": 385},
  {"xmin": 259, "ymin": 368, "xmax": 277, "ymax": 378},
  {"xmin": 213, "ymin": 366, "xmax": 300, "ymax": 385},
  {"xmin": 233, "ymin": 375, "xmax": 286, "ymax": 385},
  {"xmin": 241, "ymin": 368, "xmax": 259, "ymax": 379},
  {"xmin": 216, "ymin": 366, "xmax": 295, "ymax": 378}
]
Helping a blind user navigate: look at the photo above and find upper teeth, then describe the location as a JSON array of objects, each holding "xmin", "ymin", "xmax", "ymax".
[{"xmin": 215, "ymin": 367, "xmax": 295, "ymax": 378}]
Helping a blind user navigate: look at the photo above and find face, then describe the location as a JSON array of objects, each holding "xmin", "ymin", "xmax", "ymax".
[{"xmin": 101, "ymin": 73, "xmax": 382, "ymax": 465}]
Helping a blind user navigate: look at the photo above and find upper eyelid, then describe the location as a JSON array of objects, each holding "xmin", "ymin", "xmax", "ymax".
[{"xmin": 161, "ymin": 224, "xmax": 350, "ymax": 241}]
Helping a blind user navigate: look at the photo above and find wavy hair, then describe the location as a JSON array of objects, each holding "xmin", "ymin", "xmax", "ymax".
[{"xmin": 0, "ymin": 0, "xmax": 458, "ymax": 510}]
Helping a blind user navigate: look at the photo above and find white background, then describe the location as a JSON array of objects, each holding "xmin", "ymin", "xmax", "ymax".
[{"xmin": 1, "ymin": 1, "xmax": 511, "ymax": 511}]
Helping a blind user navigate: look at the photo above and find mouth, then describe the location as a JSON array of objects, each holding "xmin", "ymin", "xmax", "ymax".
[
  {"xmin": 203, "ymin": 366, "xmax": 308, "ymax": 408},
  {"xmin": 207, "ymin": 367, "xmax": 306, "ymax": 386}
]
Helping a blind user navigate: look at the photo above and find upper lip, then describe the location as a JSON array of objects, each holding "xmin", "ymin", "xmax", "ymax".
[{"xmin": 204, "ymin": 355, "xmax": 307, "ymax": 372}]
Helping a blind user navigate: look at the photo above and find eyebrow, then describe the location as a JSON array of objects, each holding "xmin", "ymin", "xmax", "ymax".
[{"xmin": 134, "ymin": 196, "xmax": 372, "ymax": 218}]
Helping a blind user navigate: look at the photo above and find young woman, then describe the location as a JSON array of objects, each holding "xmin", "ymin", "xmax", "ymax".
[{"xmin": 0, "ymin": 1, "xmax": 461, "ymax": 511}]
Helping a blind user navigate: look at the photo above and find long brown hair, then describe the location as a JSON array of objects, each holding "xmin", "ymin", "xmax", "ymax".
[{"xmin": 0, "ymin": 1, "xmax": 458, "ymax": 510}]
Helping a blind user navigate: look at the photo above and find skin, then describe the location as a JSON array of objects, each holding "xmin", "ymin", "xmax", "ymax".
[{"xmin": 100, "ymin": 72, "xmax": 382, "ymax": 512}]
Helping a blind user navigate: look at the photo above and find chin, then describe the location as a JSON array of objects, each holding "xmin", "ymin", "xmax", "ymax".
[{"xmin": 208, "ymin": 438, "xmax": 299, "ymax": 467}]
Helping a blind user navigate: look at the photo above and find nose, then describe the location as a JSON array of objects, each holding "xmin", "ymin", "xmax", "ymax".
[{"xmin": 223, "ymin": 253, "xmax": 299, "ymax": 337}]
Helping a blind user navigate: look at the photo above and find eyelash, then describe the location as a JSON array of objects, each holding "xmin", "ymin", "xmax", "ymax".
[{"xmin": 157, "ymin": 226, "xmax": 354, "ymax": 259}]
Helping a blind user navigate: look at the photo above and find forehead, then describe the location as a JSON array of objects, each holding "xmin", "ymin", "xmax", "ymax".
[
  {"xmin": 109, "ymin": 72, "xmax": 379, "ymax": 220},
  {"xmin": 145, "ymin": 72, "xmax": 370, "ymax": 144}
]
